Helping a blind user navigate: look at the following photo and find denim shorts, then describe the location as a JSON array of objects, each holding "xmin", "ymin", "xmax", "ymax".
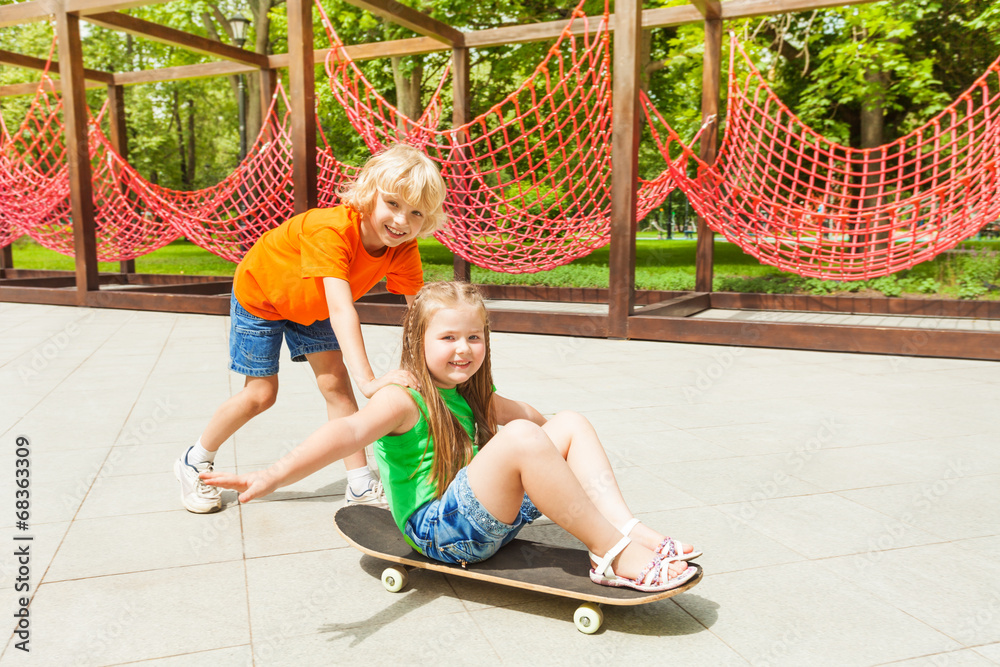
[
  {"xmin": 404, "ymin": 467, "xmax": 542, "ymax": 565},
  {"xmin": 228, "ymin": 292, "xmax": 340, "ymax": 377}
]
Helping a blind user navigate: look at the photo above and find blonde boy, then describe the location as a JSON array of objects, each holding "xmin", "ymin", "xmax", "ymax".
[{"xmin": 175, "ymin": 143, "xmax": 447, "ymax": 513}]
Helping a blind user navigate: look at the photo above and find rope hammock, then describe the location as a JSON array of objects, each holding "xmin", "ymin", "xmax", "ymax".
[
  {"xmin": 2, "ymin": 19, "xmax": 996, "ymax": 280},
  {"xmin": 320, "ymin": 0, "xmax": 681, "ymax": 273},
  {"xmin": 652, "ymin": 35, "xmax": 1000, "ymax": 281},
  {"xmin": 0, "ymin": 74, "xmax": 358, "ymax": 262}
]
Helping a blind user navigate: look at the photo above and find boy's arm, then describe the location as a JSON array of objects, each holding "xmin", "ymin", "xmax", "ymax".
[
  {"xmin": 202, "ymin": 386, "xmax": 417, "ymax": 503},
  {"xmin": 493, "ymin": 394, "xmax": 547, "ymax": 426},
  {"xmin": 323, "ymin": 277, "xmax": 418, "ymax": 397}
]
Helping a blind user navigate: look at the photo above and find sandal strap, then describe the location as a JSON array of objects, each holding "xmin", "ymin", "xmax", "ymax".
[
  {"xmin": 592, "ymin": 534, "xmax": 632, "ymax": 577},
  {"xmin": 657, "ymin": 537, "xmax": 679, "ymax": 559},
  {"xmin": 620, "ymin": 518, "xmax": 641, "ymax": 537},
  {"xmin": 634, "ymin": 553, "xmax": 664, "ymax": 586}
]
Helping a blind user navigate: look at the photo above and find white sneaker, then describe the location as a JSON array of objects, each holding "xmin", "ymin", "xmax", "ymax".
[
  {"xmin": 174, "ymin": 447, "xmax": 222, "ymax": 513},
  {"xmin": 345, "ymin": 479, "xmax": 388, "ymax": 509}
]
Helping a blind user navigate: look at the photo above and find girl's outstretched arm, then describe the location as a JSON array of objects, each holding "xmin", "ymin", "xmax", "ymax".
[
  {"xmin": 201, "ymin": 385, "xmax": 418, "ymax": 503},
  {"xmin": 493, "ymin": 394, "xmax": 546, "ymax": 426}
]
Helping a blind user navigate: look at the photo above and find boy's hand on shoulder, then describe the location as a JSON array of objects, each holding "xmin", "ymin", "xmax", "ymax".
[
  {"xmin": 200, "ymin": 469, "xmax": 280, "ymax": 504},
  {"xmin": 361, "ymin": 369, "xmax": 420, "ymax": 398}
]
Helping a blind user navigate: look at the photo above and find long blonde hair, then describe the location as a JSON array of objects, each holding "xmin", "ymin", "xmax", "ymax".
[
  {"xmin": 400, "ymin": 282, "xmax": 497, "ymax": 497},
  {"xmin": 338, "ymin": 143, "xmax": 447, "ymax": 235}
]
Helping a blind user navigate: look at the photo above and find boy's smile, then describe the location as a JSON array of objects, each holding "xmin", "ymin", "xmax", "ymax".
[{"xmin": 361, "ymin": 191, "xmax": 424, "ymax": 255}]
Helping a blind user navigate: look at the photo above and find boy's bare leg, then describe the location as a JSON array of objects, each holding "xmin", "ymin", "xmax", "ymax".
[
  {"xmin": 306, "ymin": 350, "xmax": 361, "ymax": 464},
  {"xmin": 466, "ymin": 421, "xmax": 687, "ymax": 581},
  {"xmin": 540, "ymin": 411, "xmax": 694, "ymax": 556},
  {"xmin": 199, "ymin": 375, "xmax": 279, "ymax": 451}
]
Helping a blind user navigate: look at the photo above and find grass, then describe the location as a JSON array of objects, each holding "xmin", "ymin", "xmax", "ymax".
[{"xmin": 8, "ymin": 234, "xmax": 1000, "ymax": 300}]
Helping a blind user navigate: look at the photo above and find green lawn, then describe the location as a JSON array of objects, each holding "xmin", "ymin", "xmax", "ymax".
[{"xmin": 8, "ymin": 235, "xmax": 1000, "ymax": 300}]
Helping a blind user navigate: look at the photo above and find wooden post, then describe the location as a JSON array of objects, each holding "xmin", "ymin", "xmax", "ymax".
[
  {"xmin": 0, "ymin": 244, "xmax": 12, "ymax": 276},
  {"xmin": 695, "ymin": 18, "xmax": 722, "ymax": 292},
  {"xmin": 287, "ymin": 0, "xmax": 317, "ymax": 213},
  {"xmin": 259, "ymin": 67, "xmax": 278, "ymax": 134},
  {"xmin": 608, "ymin": 0, "xmax": 643, "ymax": 338},
  {"xmin": 452, "ymin": 46, "xmax": 472, "ymax": 283},
  {"xmin": 107, "ymin": 83, "xmax": 135, "ymax": 275},
  {"xmin": 55, "ymin": 3, "xmax": 99, "ymax": 303}
]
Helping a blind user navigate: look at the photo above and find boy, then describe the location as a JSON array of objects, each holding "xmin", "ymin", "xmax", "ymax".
[{"xmin": 175, "ymin": 143, "xmax": 447, "ymax": 513}]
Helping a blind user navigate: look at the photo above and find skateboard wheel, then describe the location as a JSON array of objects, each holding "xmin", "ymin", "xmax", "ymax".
[
  {"xmin": 381, "ymin": 567, "xmax": 408, "ymax": 593},
  {"xmin": 574, "ymin": 602, "xmax": 603, "ymax": 634}
]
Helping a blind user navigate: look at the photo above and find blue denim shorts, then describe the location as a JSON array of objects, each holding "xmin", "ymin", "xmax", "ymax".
[
  {"xmin": 228, "ymin": 292, "xmax": 340, "ymax": 377},
  {"xmin": 404, "ymin": 467, "xmax": 542, "ymax": 565}
]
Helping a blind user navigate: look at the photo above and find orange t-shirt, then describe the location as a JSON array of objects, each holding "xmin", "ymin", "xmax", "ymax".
[{"xmin": 233, "ymin": 205, "xmax": 423, "ymax": 325}]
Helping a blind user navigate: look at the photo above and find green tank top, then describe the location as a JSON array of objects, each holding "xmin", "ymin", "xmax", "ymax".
[{"xmin": 374, "ymin": 386, "xmax": 478, "ymax": 548}]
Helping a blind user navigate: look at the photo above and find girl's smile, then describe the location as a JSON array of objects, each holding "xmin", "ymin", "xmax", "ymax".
[{"xmin": 423, "ymin": 305, "xmax": 487, "ymax": 388}]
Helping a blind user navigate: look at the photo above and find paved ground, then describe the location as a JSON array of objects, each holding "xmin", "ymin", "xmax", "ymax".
[{"xmin": 0, "ymin": 301, "xmax": 998, "ymax": 666}]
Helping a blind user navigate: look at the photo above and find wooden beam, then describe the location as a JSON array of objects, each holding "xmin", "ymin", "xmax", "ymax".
[
  {"xmin": 342, "ymin": 0, "xmax": 464, "ymax": 46},
  {"xmin": 463, "ymin": 5, "xmax": 702, "ymax": 48},
  {"xmin": 0, "ymin": 0, "xmax": 53, "ymax": 28},
  {"xmin": 608, "ymin": 0, "xmax": 642, "ymax": 338},
  {"xmin": 63, "ymin": 0, "xmax": 171, "ymax": 15},
  {"xmin": 689, "ymin": 0, "xmax": 722, "ymax": 20},
  {"xmin": 636, "ymin": 292, "xmax": 710, "ymax": 317},
  {"xmin": 695, "ymin": 17, "xmax": 722, "ymax": 293},
  {"xmin": 85, "ymin": 12, "xmax": 269, "ymax": 68},
  {"xmin": 287, "ymin": 0, "xmax": 317, "ymax": 212},
  {"xmin": 113, "ymin": 60, "xmax": 253, "ymax": 86},
  {"xmin": 55, "ymin": 4, "xmax": 100, "ymax": 301},
  {"xmin": 1, "ymin": 79, "xmax": 104, "ymax": 96},
  {"xmin": 0, "ymin": 48, "xmax": 114, "ymax": 83},
  {"xmin": 721, "ymin": 0, "xmax": 880, "ymax": 19}
]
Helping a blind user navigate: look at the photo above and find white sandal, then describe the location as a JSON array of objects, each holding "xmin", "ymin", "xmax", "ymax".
[
  {"xmin": 588, "ymin": 534, "xmax": 697, "ymax": 593},
  {"xmin": 620, "ymin": 518, "xmax": 703, "ymax": 562}
]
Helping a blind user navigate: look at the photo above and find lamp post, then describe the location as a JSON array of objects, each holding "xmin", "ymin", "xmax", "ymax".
[{"xmin": 229, "ymin": 13, "xmax": 251, "ymax": 160}]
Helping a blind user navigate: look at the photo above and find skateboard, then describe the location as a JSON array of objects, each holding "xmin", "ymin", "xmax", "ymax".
[{"xmin": 333, "ymin": 504, "xmax": 703, "ymax": 634}]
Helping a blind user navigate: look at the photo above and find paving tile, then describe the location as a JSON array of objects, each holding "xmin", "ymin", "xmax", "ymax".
[
  {"xmin": 636, "ymin": 505, "xmax": 805, "ymax": 575},
  {"xmin": 240, "ymin": 496, "xmax": 345, "ymax": 558},
  {"xmin": 716, "ymin": 493, "xmax": 941, "ymax": 559},
  {"xmin": 974, "ymin": 643, "xmax": 1000, "ymax": 664},
  {"xmin": 471, "ymin": 596, "xmax": 749, "ymax": 664},
  {"xmin": 0, "ymin": 562, "xmax": 249, "ymax": 666},
  {"xmin": 0, "ymin": 521, "xmax": 69, "ymax": 588},
  {"xmin": 244, "ymin": 549, "xmax": 468, "ymax": 644},
  {"xmin": 604, "ymin": 464, "xmax": 705, "ymax": 513},
  {"xmin": 788, "ymin": 439, "xmax": 993, "ymax": 492},
  {"xmin": 76, "ymin": 470, "xmax": 239, "ymax": 519},
  {"xmin": 839, "ymin": 475, "xmax": 1000, "ymax": 541},
  {"xmin": 819, "ymin": 543, "xmax": 1000, "ymax": 647},
  {"xmin": 249, "ymin": 608, "xmax": 491, "ymax": 665},
  {"xmin": 885, "ymin": 650, "xmax": 998, "ymax": 666},
  {"xmin": 676, "ymin": 560, "xmax": 960, "ymax": 666},
  {"xmin": 647, "ymin": 455, "xmax": 825, "ymax": 506},
  {"xmin": 46, "ymin": 509, "xmax": 244, "ymax": 581},
  {"xmin": 603, "ymin": 427, "xmax": 738, "ymax": 464},
  {"xmin": 120, "ymin": 645, "xmax": 253, "ymax": 666}
]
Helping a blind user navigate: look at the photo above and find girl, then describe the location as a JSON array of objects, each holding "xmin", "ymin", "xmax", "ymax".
[{"xmin": 202, "ymin": 282, "xmax": 699, "ymax": 592}]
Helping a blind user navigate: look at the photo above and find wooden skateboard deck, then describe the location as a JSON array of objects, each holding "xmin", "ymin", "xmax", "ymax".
[{"xmin": 334, "ymin": 504, "xmax": 702, "ymax": 632}]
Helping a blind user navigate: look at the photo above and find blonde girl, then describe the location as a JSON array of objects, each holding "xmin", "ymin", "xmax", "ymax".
[{"xmin": 202, "ymin": 282, "xmax": 699, "ymax": 592}]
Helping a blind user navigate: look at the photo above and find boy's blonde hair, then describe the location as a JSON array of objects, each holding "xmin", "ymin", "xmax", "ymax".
[
  {"xmin": 400, "ymin": 282, "xmax": 497, "ymax": 498},
  {"xmin": 338, "ymin": 143, "xmax": 447, "ymax": 235}
]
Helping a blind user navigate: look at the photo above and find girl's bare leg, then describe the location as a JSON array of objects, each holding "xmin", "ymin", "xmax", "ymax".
[
  {"xmin": 306, "ymin": 351, "xmax": 365, "ymax": 470},
  {"xmin": 466, "ymin": 420, "xmax": 687, "ymax": 581},
  {"xmin": 199, "ymin": 375, "xmax": 279, "ymax": 451},
  {"xmin": 541, "ymin": 411, "xmax": 694, "ymax": 556}
]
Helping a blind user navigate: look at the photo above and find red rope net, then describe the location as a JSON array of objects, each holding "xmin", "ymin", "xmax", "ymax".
[
  {"xmin": 320, "ymin": 0, "xmax": 679, "ymax": 273},
  {"xmin": 0, "ymin": 73, "xmax": 358, "ymax": 263},
  {"xmin": 655, "ymin": 35, "xmax": 1000, "ymax": 281}
]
